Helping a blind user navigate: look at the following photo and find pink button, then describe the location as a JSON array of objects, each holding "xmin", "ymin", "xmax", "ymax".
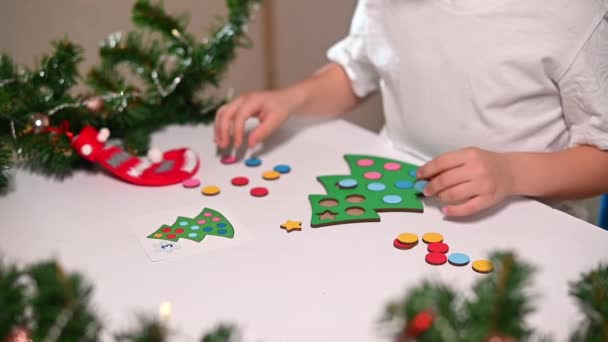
[
  {"xmin": 364, "ymin": 171, "xmax": 382, "ymax": 180},
  {"xmin": 182, "ymin": 178, "xmax": 201, "ymax": 188},
  {"xmin": 357, "ymin": 159, "xmax": 374, "ymax": 167},
  {"xmin": 384, "ymin": 162, "xmax": 401, "ymax": 171},
  {"xmin": 221, "ymin": 156, "xmax": 238, "ymax": 164},
  {"xmin": 212, "ymin": 217, "xmax": 221, "ymax": 222},
  {"xmin": 204, "ymin": 212, "xmax": 213, "ymax": 217},
  {"xmin": 197, "ymin": 219, "xmax": 207, "ymax": 224}
]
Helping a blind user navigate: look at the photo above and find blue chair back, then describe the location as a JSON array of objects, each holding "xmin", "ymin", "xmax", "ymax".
[{"xmin": 600, "ymin": 194, "xmax": 608, "ymax": 230}]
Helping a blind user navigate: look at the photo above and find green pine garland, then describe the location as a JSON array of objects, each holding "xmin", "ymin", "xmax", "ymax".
[
  {"xmin": 382, "ymin": 251, "xmax": 608, "ymax": 342},
  {"xmin": 2, "ymin": 252, "xmax": 607, "ymax": 341},
  {"xmin": 0, "ymin": 0, "xmax": 260, "ymax": 190}
]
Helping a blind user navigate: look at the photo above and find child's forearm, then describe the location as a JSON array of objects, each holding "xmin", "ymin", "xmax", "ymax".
[
  {"xmin": 280, "ymin": 63, "xmax": 365, "ymax": 117},
  {"xmin": 507, "ymin": 145, "xmax": 608, "ymax": 199}
]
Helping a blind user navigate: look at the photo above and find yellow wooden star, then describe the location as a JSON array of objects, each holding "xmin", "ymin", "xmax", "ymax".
[
  {"xmin": 154, "ymin": 233, "xmax": 163, "ymax": 238},
  {"xmin": 280, "ymin": 220, "xmax": 302, "ymax": 232}
]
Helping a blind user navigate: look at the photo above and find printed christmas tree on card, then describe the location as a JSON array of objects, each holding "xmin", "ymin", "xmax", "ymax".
[
  {"xmin": 309, "ymin": 155, "xmax": 424, "ymax": 227},
  {"xmin": 148, "ymin": 207, "xmax": 234, "ymax": 242}
]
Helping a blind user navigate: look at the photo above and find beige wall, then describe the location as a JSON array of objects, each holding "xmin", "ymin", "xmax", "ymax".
[{"xmin": 0, "ymin": 0, "xmax": 384, "ymax": 132}]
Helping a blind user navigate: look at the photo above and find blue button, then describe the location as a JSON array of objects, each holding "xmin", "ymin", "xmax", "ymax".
[
  {"xmin": 414, "ymin": 180, "xmax": 428, "ymax": 193},
  {"xmin": 191, "ymin": 225, "xmax": 200, "ymax": 230},
  {"xmin": 409, "ymin": 170, "xmax": 418, "ymax": 177},
  {"xmin": 274, "ymin": 164, "xmax": 291, "ymax": 174},
  {"xmin": 218, "ymin": 229, "xmax": 228, "ymax": 235},
  {"xmin": 448, "ymin": 253, "xmax": 470, "ymax": 266},
  {"xmin": 382, "ymin": 195, "xmax": 402, "ymax": 204},
  {"xmin": 395, "ymin": 180, "xmax": 413, "ymax": 189},
  {"xmin": 367, "ymin": 182, "xmax": 386, "ymax": 191},
  {"xmin": 245, "ymin": 157, "xmax": 262, "ymax": 167},
  {"xmin": 204, "ymin": 227, "xmax": 214, "ymax": 232},
  {"xmin": 338, "ymin": 179, "xmax": 358, "ymax": 189},
  {"xmin": 188, "ymin": 233, "xmax": 198, "ymax": 238},
  {"xmin": 179, "ymin": 221, "xmax": 188, "ymax": 226},
  {"xmin": 217, "ymin": 223, "xmax": 227, "ymax": 228}
]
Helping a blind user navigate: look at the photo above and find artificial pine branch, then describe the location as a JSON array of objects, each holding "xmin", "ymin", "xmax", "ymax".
[
  {"xmin": 383, "ymin": 251, "xmax": 535, "ymax": 342},
  {"xmin": 201, "ymin": 324, "xmax": 236, "ymax": 342},
  {"xmin": 132, "ymin": 0, "xmax": 193, "ymax": 43},
  {"xmin": 115, "ymin": 315, "xmax": 168, "ymax": 342},
  {"xmin": 0, "ymin": 260, "xmax": 26, "ymax": 339},
  {"xmin": 0, "ymin": 0, "xmax": 259, "ymax": 191},
  {"xmin": 569, "ymin": 263, "xmax": 608, "ymax": 342},
  {"xmin": 27, "ymin": 261, "xmax": 101, "ymax": 341},
  {"xmin": 0, "ymin": 138, "xmax": 12, "ymax": 188},
  {"xmin": 463, "ymin": 252, "xmax": 535, "ymax": 341}
]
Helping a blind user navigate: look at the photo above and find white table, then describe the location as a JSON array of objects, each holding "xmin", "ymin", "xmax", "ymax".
[{"xmin": 2, "ymin": 118, "xmax": 608, "ymax": 341}]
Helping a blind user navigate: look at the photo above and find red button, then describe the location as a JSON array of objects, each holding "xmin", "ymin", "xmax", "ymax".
[
  {"xmin": 167, "ymin": 234, "xmax": 177, "ymax": 239},
  {"xmin": 175, "ymin": 228, "xmax": 185, "ymax": 234},
  {"xmin": 162, "ymin": 227, "xmax": 171, "ymax": 233},
  {"xmin": 250, "ymin": 187, "xmax": 269, "ymax": 197},
  {"xmin": 393, "ymin": 239, "xmax": 417, "ymax": 250},
  {"xmin": 428, "ymin": 242, "xmax": 449, "ymax": 254},
  {"xmin": 425, "ymin": 252, "xmax": 447, "ymax": 266},
  {"xmin": 231, "ymin": 176, "xmax": 250, "ymax": 186}
]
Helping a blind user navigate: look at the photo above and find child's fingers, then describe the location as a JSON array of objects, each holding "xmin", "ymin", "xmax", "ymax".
[
  {"xmin": 423, "ymin": 167, "xmax": 470, "ymax": 196},
  {"xmin": 233, "ymin": 100, "xmax": 262, "ymax": 148},
  {"xmin": 442, "ymin": 195, "xmax": 490, "ymax": 217},
  {"xmin": 214, "ymin": 105, "xmax": 228, "ymax": 144},
  {"xmin": 248, "ymin": 112, "xmax": 285, "ymax": 148},
  {"xmin": 215, "ymin": 98, "xmax": 244, "ymax": 148},
  {"xmin": 418, "ymin": 149, "xmax": 467, "ymax": 179},
  {"xmin": 435, "ymin": 182, "xmax": 476, "ymax": 204}
]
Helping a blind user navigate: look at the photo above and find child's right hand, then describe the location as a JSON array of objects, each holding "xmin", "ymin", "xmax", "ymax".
[{"xmin": 214, "ymin": 90, "xmax": 294, "ymax": 149}]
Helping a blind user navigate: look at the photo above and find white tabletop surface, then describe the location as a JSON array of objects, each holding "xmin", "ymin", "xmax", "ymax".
[{"xmin": 2, "ymin": 118, "xmax": 608, "ymax": 341}]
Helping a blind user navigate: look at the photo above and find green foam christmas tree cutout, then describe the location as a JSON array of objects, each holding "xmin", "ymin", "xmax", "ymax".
[
  {"xmin": 147, "ymin": 207, "xmax": 234, "ymax": 242},
  {"xmin": 309, "ymin": 154, "xmax": 423, "ymax": 227}
]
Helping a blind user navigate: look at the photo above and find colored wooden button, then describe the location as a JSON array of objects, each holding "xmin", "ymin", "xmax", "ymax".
[
  {"xmin": 382, "ymin": 195, "xmax": 403, "ymax": 204},
  {"xmin": 393, "ymin": 239, "xmax": 417, "ymax": 250},
  {"xmin": 250, "ymin": 187, "xmax": 269, "ymax": 197},
  {"xmin": 428, "ymin": 242, "xmax": 449, "ymax": 254},
  {"xmin": 395, "ymin": 180, "xmax": 413, "ymax": 189},
  {"xmin": 221, "ymin": 156, "xmax": 238, "ymax": 164},
  {"xmin": 409, "ymin": 170, "xmax": 418, "ymax": 177},
  {"xmin": 357, "ymin": 159, "xmax": 374, "ymax": 167},
  {"xmin": 202, "ymin": 185, "xmax": 221, "ymax": 196},
  {"xmin": 422, "ymin": 232, "xmax": 443, "ymax": 244},
  {"xmin": 472, "ymin": 259, "xmax": 494, "ymax": 273},
  {"xmin": 414, "ymin": 180, "xmax": 428, "ymax": 193},
  {"xmin": 273, "ymin": 164, "xmax": 291, "ymax": 174},
  {"xmin": 448, "ymin": 253, "xmax": 470, "ymax": 266},
  {"xmin": 397, "ymin": 233, "xmax": 418, "ymax": 244},
  {"xmin": 425, "ymin": 252, "xmax": 447, "ymax": 265},
  {"xmin": 262, "ymin": 170, "xmax": 281, "ymax": 180},
  {"xmin": 182, "ymin": 178, "xmax": 201, "ymax": 188},
  {"xmin": 231, "ymin": 176, "xmax": 249, "ymax": 186},
  {"xmin": 338, "ymin": 178, "xmax": 358, "ymax": 189},
  {"xmin": 364, "ymin": 171, "xmax": 382, "ymax": 180},
  {"xmin": 384, "ymin": 162, "xmax": 401, "ymax": 171},
  {"xmin": 245, "ymin": 157, "xmax": 262, "ymax": 167},
  {"xmin": 367, "ymin": 182, "xmax": 386, "ymax": 191}
]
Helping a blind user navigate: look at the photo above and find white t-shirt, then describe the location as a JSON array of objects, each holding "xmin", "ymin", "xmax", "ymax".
[{"xmin": 328, "ymin": 0, "xmax": 608, "ymax": 221}]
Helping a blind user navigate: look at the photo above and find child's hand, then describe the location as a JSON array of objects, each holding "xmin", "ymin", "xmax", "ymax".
[
  {"xmin": 417, "ymin": 147, "xmax": 515, "ymax": 217},
  {"xmin": 214, "ymin": 90, "xmax": 294, "ymax": 149}
]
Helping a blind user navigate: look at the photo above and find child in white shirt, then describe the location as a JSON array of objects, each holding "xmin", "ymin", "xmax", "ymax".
[{"xmin": 214, "ymin": 0, "xmax": 608, "ymax": 221}]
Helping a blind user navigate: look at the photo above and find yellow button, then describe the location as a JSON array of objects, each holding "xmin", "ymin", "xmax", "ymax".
[
  {"xmin": 472, "ymin": 259, "xmax": 494, "ymax": 274},
  {"xmin": 397, "ymin": 233, "xmax": 418, "ymax": 244},
  {"xmin": 422, "ymin": 232, "xmax": 443, "ymax": 244},
  {"xmin": 202, "ymin": 185, "xmax": 220, "ymax": 196},
  {"xmin": 262, "ymin": 171, "xmax": 281, "ymax": 180}
]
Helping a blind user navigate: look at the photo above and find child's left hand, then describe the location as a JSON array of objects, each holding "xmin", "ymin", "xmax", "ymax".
[{"xmin": 417, "ymin": 147, "xmax": 515, "ymax": 217}]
